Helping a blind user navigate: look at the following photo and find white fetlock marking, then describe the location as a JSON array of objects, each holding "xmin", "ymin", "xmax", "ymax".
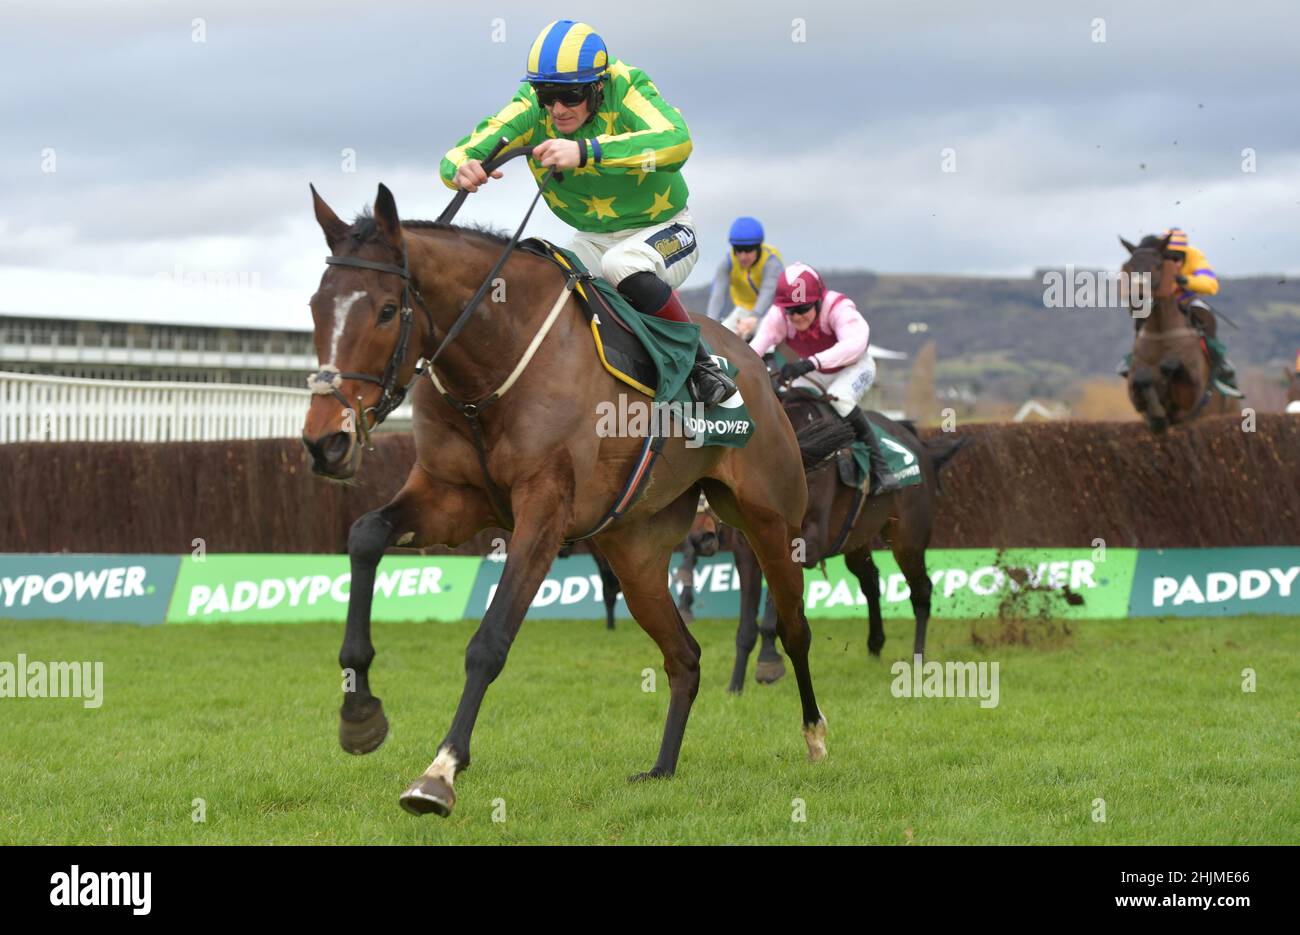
[
  {"xmin": 423, "ymin": 748, "xmax": 459, "ymax": 788},
  {"xmin": 803, "ymin": 711, "xmax": 829, "ymax": 762}
]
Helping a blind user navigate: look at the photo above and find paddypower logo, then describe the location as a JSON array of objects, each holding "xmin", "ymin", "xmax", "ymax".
[
  {"xmin": 808, "ymin": 558, "xmax": 1102, "ymax": 608},
  {"xmin": 185, "ymin": 566, "xmax": 444, "ymax": 617},
  {"xmin": 1152, "ymin": 565, "xmax": 1299, "ymax": 607},
  {"xmin": 1, "ymin": 566, "xmax": 149, "ymax": 608}
]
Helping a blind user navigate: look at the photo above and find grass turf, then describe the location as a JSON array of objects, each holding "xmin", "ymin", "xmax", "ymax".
[{"xmin": 1, "ymin": 614, "xmax": 1295, "ymax": 844}]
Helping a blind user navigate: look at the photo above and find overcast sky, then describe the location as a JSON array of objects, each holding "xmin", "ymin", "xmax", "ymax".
[{"xmin": 3, "ymin": 0, "xmax": 1298, "ymax": 328}]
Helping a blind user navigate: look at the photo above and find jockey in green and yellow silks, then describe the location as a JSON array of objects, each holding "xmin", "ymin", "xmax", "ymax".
[
  {"xmin": 1119, "ymin": 227, "xmax": 1242, "ymax": 397},
  {"xmin": 439, "ymin": 19, "xmax": 737, "ymax": 407}
]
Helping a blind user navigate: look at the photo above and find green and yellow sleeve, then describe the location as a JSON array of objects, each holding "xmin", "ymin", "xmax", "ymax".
[
  {"xmin": 592, "ymin": 66, "xmax": 692, "ymax": 175},
  {"xmin": 439, "ymin": 86, "xmax": 543, "ymax": 190}
]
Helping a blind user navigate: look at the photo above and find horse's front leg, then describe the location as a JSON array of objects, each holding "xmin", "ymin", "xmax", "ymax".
[
  {"xmin": 339, "ymin": 466, "xmax": 486, "ymax": 755},
  {"xmin": 401, "ymin": 469, "xmax": 573, "ymax": 818}
]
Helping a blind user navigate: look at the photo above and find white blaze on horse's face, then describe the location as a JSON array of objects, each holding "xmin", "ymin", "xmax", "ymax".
[{"xmin": 328, "ymin": 290, "xmax": 366, "ymax": 367}]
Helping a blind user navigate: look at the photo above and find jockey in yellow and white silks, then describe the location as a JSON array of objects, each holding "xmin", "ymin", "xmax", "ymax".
[{"xmin": 705, "ymin": 217, "xmax": 784, "ymax": 340}]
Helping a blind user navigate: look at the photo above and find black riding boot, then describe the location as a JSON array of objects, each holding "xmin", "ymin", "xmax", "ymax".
[
  {"xmin": 689, "ymin": 343, "xmax": 737, "ymax": 408},
  {"xmin": 844, "ymin": 407, "xmax": 899, "ymax": 495}
]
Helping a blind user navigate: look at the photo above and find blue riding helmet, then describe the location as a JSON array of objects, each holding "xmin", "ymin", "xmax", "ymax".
[{"xmin": 729, "ymin": 216, "xmax": 764, "ymax": 247}]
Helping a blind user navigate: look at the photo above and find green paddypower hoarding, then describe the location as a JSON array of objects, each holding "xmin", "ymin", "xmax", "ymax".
[
  {"xmin": 463, "ymin": 548, "xmax": 1138, "ymax": 622},
  {"xmin": 166, "ymin": 554, "xmax": 479, "ymax": 624},
  {"xmin": 804, "ymin": 548, "xmax": 1137, "ymax": 620},
  {"xmin": 3, "ymin": 547, "xmax": 1297, "ymax": 626}
]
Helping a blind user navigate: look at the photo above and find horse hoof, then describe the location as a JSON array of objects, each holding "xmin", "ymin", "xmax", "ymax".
[
  {"xmin": 400, "ymin": 775, "xmax": 455, "ymax": 817},
  {"xmin": 628, "ymin": 767, "xmax": 673, "ymax": 783},
  {"xmin": 803, "ymin": 712, "xmax": 829, "ymax": 763},
  {"xmin": 726, "ymin": 681, "xmax": 744, "ymax": 695},
  {"xmin": 755, "ymin": 659, "xmax": 786, "ymax": 684},
  {"xmin": 339, "ymin": 699, "xmax": 388, "ymax": 755},
  {"xmin": 867, "ymin": 642, "xmax": 884, "ymax": 657}
]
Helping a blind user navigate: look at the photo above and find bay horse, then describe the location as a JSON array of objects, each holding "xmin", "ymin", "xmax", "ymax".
[
  {"xmin": 300, "ymin": 182, "xmax": 826, "ymax": 818},
  {"xmin": 674, "ymin": 356, "xmax": 967, "ymax": 690},
  {"xmin": 724, "ymin": 376, "xmax": 969, "ymax": 692},
  {"xmin": 1121, "ymin": 233, "xmax": 1239, "ymax": 432}
]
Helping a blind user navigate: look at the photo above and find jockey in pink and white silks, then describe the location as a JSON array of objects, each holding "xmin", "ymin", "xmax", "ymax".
[{"xmin": 749, "ymin": 262, "xmax": 898, "ymax": 492}]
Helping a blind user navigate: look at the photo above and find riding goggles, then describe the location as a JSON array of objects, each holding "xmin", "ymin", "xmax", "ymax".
[{"xmin": 532, "ymin": 83, "xmax": 591, "ymax": 107}]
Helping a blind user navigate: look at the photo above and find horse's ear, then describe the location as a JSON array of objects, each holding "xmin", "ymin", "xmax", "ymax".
[
  {"xmin": 1160, "ymin": 232, "xmax": 1174, "ymax": 254},
  {"xmin": 374, "ymin": 183, "xmax": 402, "ymax": 247},
  {"xmin": 1119, "ymin": 236, "xmax": 1137, "ymax": 255},
  {"xmin": 311, "ymin": 184, "xmax": 349, "ymax": 251}
]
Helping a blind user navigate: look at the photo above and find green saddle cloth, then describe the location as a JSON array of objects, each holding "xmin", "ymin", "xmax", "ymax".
[{"xmin": 552, "ymin": 245, "xmax": 755, "ymax": 449}]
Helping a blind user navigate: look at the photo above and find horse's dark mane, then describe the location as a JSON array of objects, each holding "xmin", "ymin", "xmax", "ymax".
[
  {"xmin": 794, "ymin": 416, "xmax": 855, "ymax": 469},
  {"xmin": 346, "ymin": 208, "xmax": 512, "ymax": 247}
]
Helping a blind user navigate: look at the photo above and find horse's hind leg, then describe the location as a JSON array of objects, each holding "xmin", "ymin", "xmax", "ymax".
[
  {"xmin": 892, "ymin": 540, "xmax": 932, "ymax": 658},
  {"xmin": 339, "ymin": 466, "xmax": 484, "ymax": 756},
  {"xmin": 845, "ymin": 547, "xmax": 885, "ymax": 657},
  {"xmin": 708, "ymin": 484, "xmax": 826, "ymax": 761},
  {"xmin": 597, "ymin": 499, "xmax": 701, "ymax": 779}
]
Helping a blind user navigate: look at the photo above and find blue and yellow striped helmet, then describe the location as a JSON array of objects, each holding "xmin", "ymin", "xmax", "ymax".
[{"xmin": 524, "ymin": 20, "xmax": 609, "ymax": 84}]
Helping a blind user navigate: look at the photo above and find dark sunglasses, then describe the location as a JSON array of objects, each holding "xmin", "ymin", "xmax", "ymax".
[
  {"xmin": 533, "ymin": 84, "xmax": 589, "ymax": 107},
  {"xmin": 732, "ymin": 244, "xmax": 760, "ymax": 255},
  {"xmin": 784, "ymin": 302, "xmax": 817, "ymax": 316}
]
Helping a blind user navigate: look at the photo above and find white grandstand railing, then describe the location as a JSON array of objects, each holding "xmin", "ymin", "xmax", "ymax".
[{"xmin": 0, "ymin": 370, "xmax": 414, "ymax": 443}]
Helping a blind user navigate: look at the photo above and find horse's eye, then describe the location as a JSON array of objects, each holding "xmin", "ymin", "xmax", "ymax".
[{"xmin": 378, "ymin": 304, "xmax": 397, "ymax": 323}]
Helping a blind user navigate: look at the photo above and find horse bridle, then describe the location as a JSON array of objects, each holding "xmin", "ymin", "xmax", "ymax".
[
  {"xmin": 308, "ymin": 241, "xmax": 434, "ymax": 450},
  {"xmin": 307, "ymin": 139, "xmax": 553, "ymax": 454}
]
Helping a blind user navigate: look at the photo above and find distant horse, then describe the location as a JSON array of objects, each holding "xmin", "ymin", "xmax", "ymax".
[
  {"xmin": 301, "ymin": 181, "xmax": 827, "ymax": 818},
  {"xmin": 723, "ymin": 380, "xmax": 969, "ymax": 691},
  {"xmin": 1121, "ymin": 233, "xmax": 1239, "ymax": 432},
  {"xmin": 676, "ymin": 353, "xmax": 968, "ymax": 690}
]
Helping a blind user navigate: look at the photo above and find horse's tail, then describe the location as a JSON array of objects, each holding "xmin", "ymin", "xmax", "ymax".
[
  {"xmin": 795, "ymin": 418, "xmax": 855, "ymax": 469},
  {"xmin": 924, "ymin": 434, "xmax": 972, "ymax": 493}
]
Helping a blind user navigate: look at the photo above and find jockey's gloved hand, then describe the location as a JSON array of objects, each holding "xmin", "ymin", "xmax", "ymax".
[
  {"xmin": 1176, "ymin": 275, "xmax": 1189, "ymax": 286},
  {"xmin": 780, "ymin": 358, "xmax": 816, "ymax": 381}
]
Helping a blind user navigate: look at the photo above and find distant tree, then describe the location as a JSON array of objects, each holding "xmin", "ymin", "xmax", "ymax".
[{"xmin": 905, "ymin": 340, "xmax": 937, "ymax": 422}]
